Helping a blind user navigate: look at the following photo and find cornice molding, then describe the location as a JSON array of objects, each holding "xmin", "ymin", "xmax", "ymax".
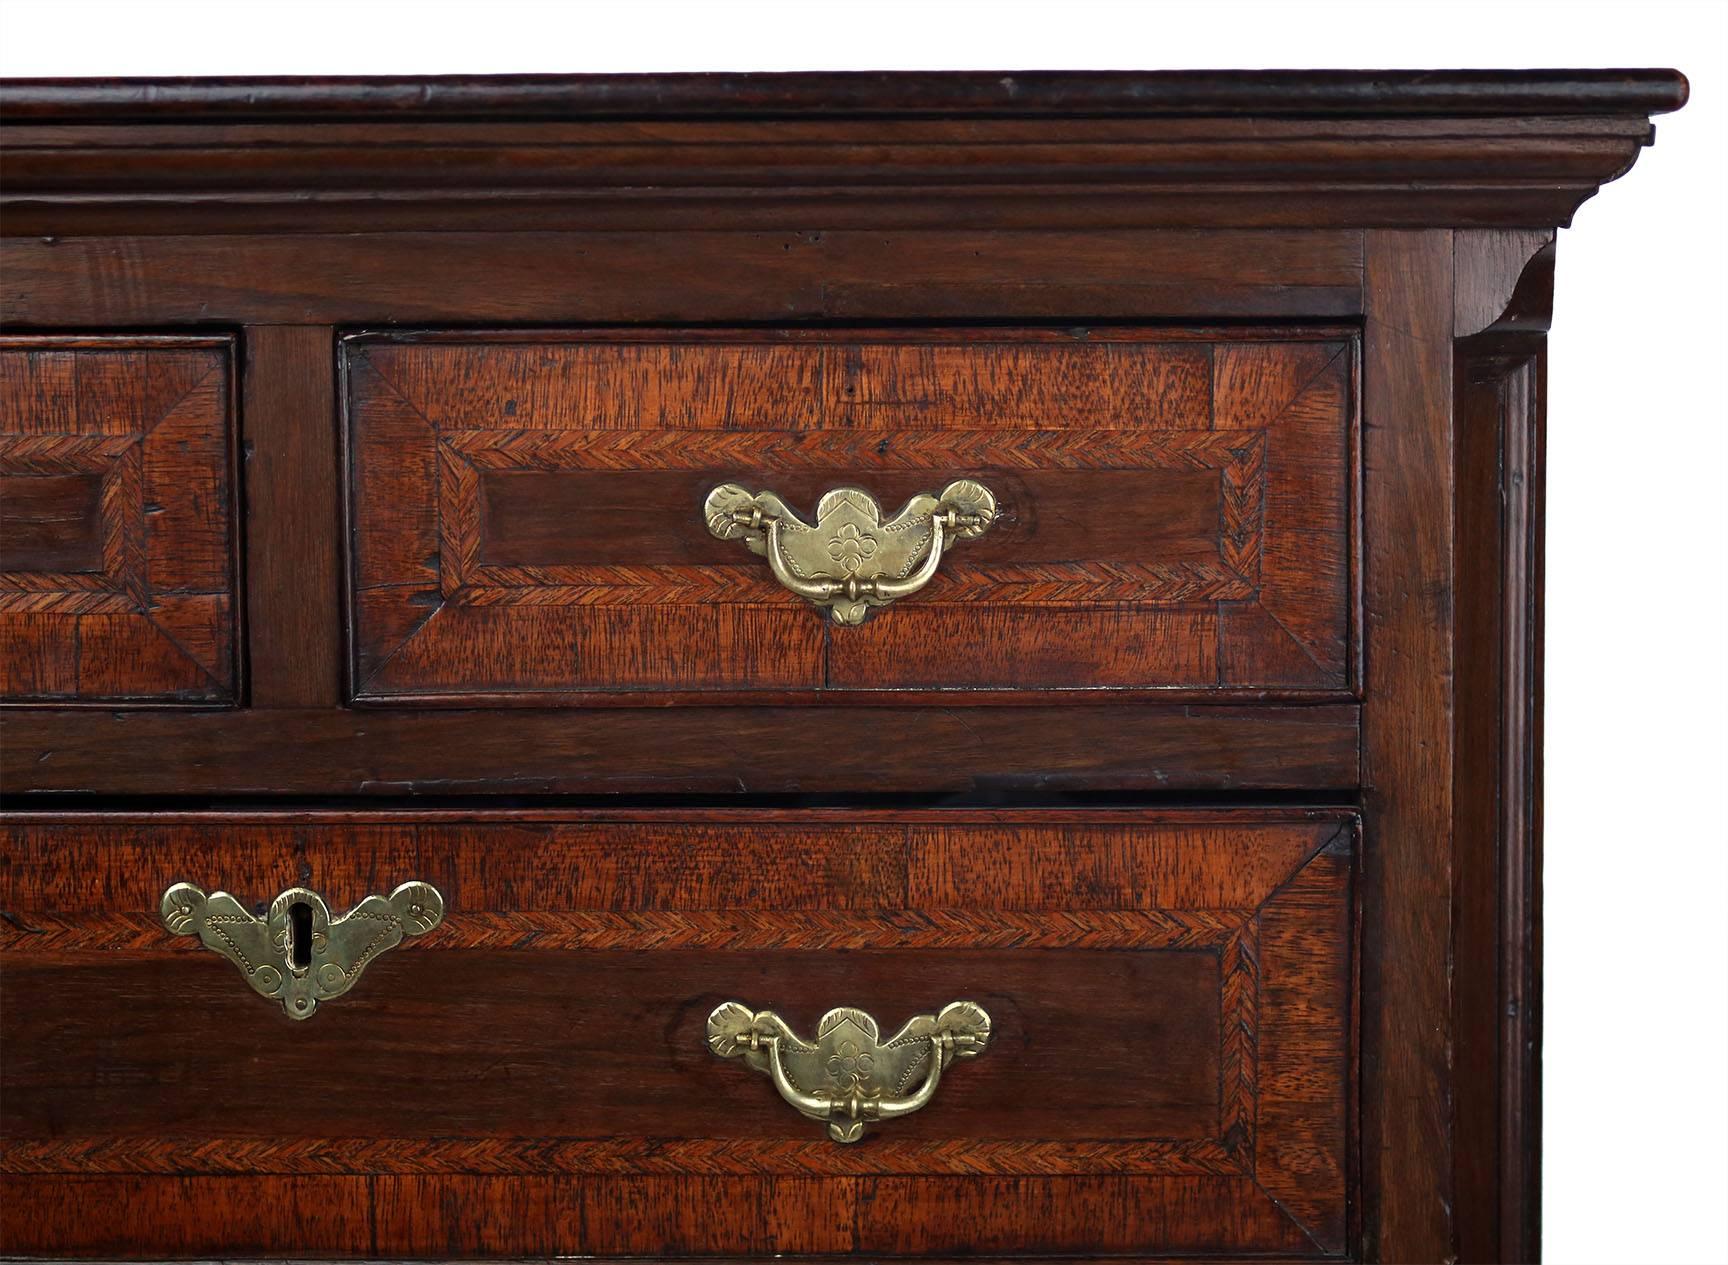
[
  {"xmin": 0, "ymin": 69, "xmax": 1689, "ymax": 122},
  {"xmin": 0, "ymin": 71, "xmax": 1687, "ymax": 236}
]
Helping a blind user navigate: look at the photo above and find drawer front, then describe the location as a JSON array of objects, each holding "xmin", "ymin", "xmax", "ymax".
[
  {"xmin": 346, "ymin": 329, "xmax": 1355, "ymax": 704},
  {"xmin": 0, "ymin": 336, "xmax": 239, "ymax": 705},
  {"xmin": 1, "ymin": 810, "xmax": 1355, "ymax": 1259}
]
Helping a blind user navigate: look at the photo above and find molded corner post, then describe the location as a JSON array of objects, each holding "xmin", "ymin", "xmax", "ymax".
[
  {"xmin": 1364, "ymin": 225, "xmax": 1556, "ymax": 1265},
  {"xmin": 1451, "ymin": 227, "xmax": 1554, "ymax": 1265}
]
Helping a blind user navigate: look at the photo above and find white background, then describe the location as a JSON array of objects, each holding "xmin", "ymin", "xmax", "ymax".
[{"xmin": 3, "ymin": 1, "xmax": 1724, "ymax": 1260}]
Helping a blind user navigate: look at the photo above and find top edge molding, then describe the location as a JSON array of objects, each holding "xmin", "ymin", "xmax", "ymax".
[
  {"xmin": 0, "ymin": 70, "xmax": 1688, "ymax": 235},
  {"xmin": 0, "ymin": 69, "xmax": 1690, "ymax": 124}
]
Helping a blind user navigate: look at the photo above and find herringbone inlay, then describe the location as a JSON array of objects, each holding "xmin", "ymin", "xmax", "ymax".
[
  {"xmin": 0, "ymin": 1135, "xmax": 1249, "ymax": 1178},
  {"xmin": 345, "ymin": 332, "xmax": 1355, "ymax": 699},
  {"xmin": 0, "ymin": 340, "xmax": 238, "ymax": 702},
  {"xmin": 0, "ymin": 816, "xmax": 1354, "ymax": 1185},
  {"xmin": 435, "ymin": 428, "xmax": 1268, "ymax": 606},
  {"xmin": 0, "ymin": 908, "xmax": 1249, "ymax": 954}
]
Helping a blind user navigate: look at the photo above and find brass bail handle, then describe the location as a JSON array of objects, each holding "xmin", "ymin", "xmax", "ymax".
[
  {"xmin": 703, "ymin": 480, "xmax": 998, "ymax": 624},
  {"xmin": 707, "ymin": 1000, "xmax": 992, "ymax": 1142},
  {"xmin": 161, "ymin": 881, "xmax": 445, "ymax": 1019}
]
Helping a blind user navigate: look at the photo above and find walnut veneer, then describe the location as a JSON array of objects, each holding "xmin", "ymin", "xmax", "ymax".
[{"xmin": 0, "ymin": 69, "xmax": 1688, "ymax": 1263}]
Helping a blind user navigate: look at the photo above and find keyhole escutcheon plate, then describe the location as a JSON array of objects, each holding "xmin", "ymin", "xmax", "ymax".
[{"xmin": 160, "ymin": 881, "xmax": 444, "ymax": 1019}]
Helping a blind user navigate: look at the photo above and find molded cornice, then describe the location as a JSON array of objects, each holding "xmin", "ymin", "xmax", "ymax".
[{"xmin": 0, "ymin": 70, "xmax": 1687, "ymax": 235}]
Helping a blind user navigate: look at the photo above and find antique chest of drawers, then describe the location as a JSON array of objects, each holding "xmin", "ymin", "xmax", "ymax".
[{"xmin": 0, "ymin": 70, "xmax": 1686, "ymax": 1263}]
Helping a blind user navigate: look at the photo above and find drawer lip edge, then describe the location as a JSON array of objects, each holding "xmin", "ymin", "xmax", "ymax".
[{"xmin": 0, "ymin": 805, "xmax": 1362, "ymax": 826}]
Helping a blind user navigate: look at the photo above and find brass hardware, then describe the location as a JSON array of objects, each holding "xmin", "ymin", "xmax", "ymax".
[
  {"xmin": 707, "ymin": 1000, "xmax": 991, "ymax": 1142},
  {"xmin": 703, "ymin": 480, "xmax": 997, "ymax": 624},
  {"xmin": 160, "ymin": 881, "xmax": 444, "ymax": 1019}
]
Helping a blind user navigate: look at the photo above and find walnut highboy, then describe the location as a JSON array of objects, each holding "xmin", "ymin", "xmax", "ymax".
[{"xmin": 0, "ymin": 70, "xmax": 1686, "ymax": 1263}]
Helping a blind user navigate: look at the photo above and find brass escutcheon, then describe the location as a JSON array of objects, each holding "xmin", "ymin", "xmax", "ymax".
[
  {"xmin": 703, "ymin": 480, "xmax": 997, "ymax": 624},
  {"xmin": 707, "ymin": 1000, "xmax": 992, "ymax": 1142},
  {"xmin": 160, "ymin": 881, "xmax": 444, "ymax": 1019}
]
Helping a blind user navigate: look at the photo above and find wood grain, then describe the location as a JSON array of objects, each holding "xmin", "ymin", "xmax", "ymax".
[
  {"xmin": 0, "ymin": 810, "xmax": 1354, "ymax": 1258},
  {"xmin": 243, "ymin": 326, "xmax": 341, "ymax": 707},
  {"xmin": 1360, "ymin": 231, "xmax": 1456, "ymax": 1263},
  {"xmin": 0, "ymin": 336, "xmax": 238, "ymax": 704},
  {"xmin": 0, "ymin": 72, "xmax": 1684, "ymax": 235},
  {"xmin": 3, "ymin": 703, "xmax": 1361, "ymax": 797},
  {"xmin": 1452, "ymin": 230, "xmax": 1552, "ymax": 1265},
  {"xmin": 347, "ymin": 329, "xmax": 1355, "ymax": 703},
  {"xmin": 0, "ymin": 951, "xmax": 1228, "ymax": 1149},
  {"xmin": 1, "ymin": 229, "xmax": 1365, "ymax": 327},
  {"xmin": 0, "ymin": 472, "xmax": 105, "ymax": 570},
  {"xmin": 0, "ymin": 69, "xmax": 1681, "ymax": 1262},
  {"xmin": 0, "ymin": 69, "xmax": 1688, "ymax": 122}
]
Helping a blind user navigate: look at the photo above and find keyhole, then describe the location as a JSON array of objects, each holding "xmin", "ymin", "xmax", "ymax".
[{"xmin": 288, "ymin": 901, "xmax": 313, "ymax": 970}]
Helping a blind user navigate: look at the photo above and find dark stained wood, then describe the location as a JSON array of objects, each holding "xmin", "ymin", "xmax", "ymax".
[
  {"xmin": 0, "ymin": 336, "xmax": 239, "ymax": 705},
  {"xmin": 1359, "ymin": 231, "xmax": 1457, "ymax": 1263},
  {"xmin": 0, "ymin": 229, "xmax": 1366, "ymax": 328},
  {"xmin": 0, "ymin": 70, "xmax": 1683, "ymax": 1263},
  {"xmin": 0, "ymin": 120, "xmax": 1669, "ymax": 235},
  {"xmin": 0, "ymin": 472, "xmax": 105, "ymax": 571},
  {"xmin": 855, "ymin": 1177, "xmax": 1318, "ymax": 1255},
  {"xmin": 347, "ymin": 329, "xmax": 1355, "ymax": 703},
  {"xmin": 0, "ymin": 1178, "xmax": 1350, "ymax": 1263},
  {"xmin": 0, "ymin": 69, "xmax": 1689, "ymax": 121},
  {"xmin": 3, "ymin": 950, "xmax": 1224, "ymax": 1143},
  {"xmin": 0, "ymin": 1176, "xmax": 374, "ymax": 1258},
  {"xmin": 1452, "ymin": 231, "xmax": 1552, "ymax": 1265},
  {"xmin": 0, "ymin": 810, "xmax": 1355, "ymax": 1259},
  {"xmin": 482, "ymin": 468, "xmax": 1223, "ymax": 569},
  {"xmin": 0, "ymin": 72, "xmax": 1686, "ymax": 235},
  {"xmin": 242, "ymin": 326, "xmax": 342, "ymax": 707},
  {"xmin": 1, "ymin": 703, "xmax": 1360, "ymax": 795},
  {"xmin": 1454, "ymin": 230, "xmax": 1556, "ymax": 339}
]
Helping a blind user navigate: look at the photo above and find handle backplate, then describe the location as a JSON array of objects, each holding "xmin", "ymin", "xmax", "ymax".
[
  {"xmin": 704, "ymin": 480, "xmax": 997, "ymax": 624},
  {"xmin": 707, "ymin": 1000, "xmax": 991, "ymax": 1142}
]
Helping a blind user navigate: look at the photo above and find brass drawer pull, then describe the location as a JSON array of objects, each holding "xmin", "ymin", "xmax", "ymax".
[
  {"xmin": 703, "ymin": 480, "xmax": 997, "ymax": 624},
  {"xmin": 707, "ymin": 1000, "xmax": 991, "ymax": 1142},
  {"xmin": 160, "ymin": 881, "xmax": 444, "ymax": 1020}
]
